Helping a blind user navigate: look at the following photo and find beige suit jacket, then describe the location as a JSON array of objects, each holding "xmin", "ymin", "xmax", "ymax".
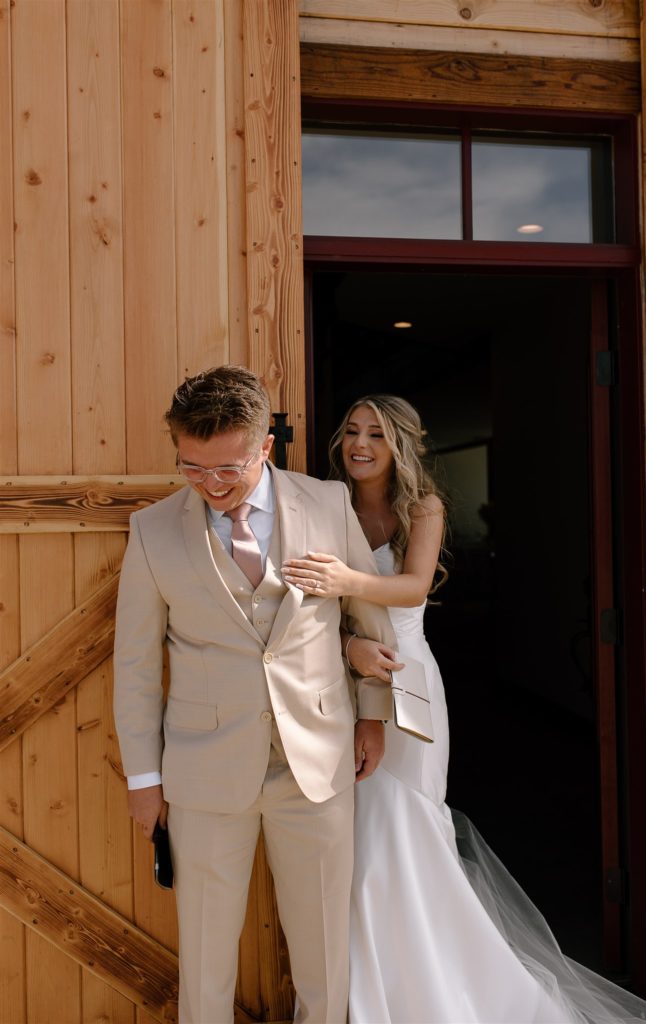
[{"xmin": 113, "ymin": 465, "xmax": 396, "ymax": 812}]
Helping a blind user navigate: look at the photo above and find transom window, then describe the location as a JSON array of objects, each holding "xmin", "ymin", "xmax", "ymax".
[{"xmin": 302, "ymin": 122, "xmax": 615, "ymax": 244}]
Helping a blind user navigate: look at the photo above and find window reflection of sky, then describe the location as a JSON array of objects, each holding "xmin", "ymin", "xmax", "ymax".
[
  {"xmin": 303, "ymin": 131, "xmax": 600, "ymax": 244},
  {"xmin": 302, "ymin": 132, "xmax": 462, "ymax": 239},
  {"xmin": 472, "ymin": 142, "xmax": 592, "ymax": 242}
]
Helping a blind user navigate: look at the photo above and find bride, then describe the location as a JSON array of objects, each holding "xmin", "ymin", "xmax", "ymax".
[{"xmin": 283, "ymin": 394, "xmax": 646, "ymax": 1024}]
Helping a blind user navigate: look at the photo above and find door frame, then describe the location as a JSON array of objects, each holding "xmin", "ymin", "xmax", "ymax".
[
  {"xmin": 304, "ymin": 254, "xmax": 646, "ymax": 986},
  {"xmin": 301, "ymin": 89, "xmax": 646, "ymax": 984}
]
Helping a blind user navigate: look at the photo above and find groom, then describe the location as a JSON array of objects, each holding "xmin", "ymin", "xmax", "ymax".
[{"xmin": 113, "ymin": 365, "xmax": 395, "ymax": 1023}]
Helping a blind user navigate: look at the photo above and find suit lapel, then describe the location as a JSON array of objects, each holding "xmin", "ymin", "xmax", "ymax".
[
  {"xmin": 266, "ymin": 465, "xmax": 305, "ymax": 649},
  {"xmin": 181, "ymin": 488, "xmax": 261, "ymax": 642}
]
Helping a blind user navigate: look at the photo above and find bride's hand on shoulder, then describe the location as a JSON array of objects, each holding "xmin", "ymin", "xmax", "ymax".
[
  {"xmin": 282, "ymin": 551, "xmax": 355, "ymax": 597},
  {"xmin": 346, "ymin": 637, "xmax": 404, "ymax": 682}
]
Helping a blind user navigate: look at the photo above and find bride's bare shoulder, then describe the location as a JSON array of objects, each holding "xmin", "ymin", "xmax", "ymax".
[{"xmin": 411, "ymin": 492, "xmax": 444, "ymax": 520}]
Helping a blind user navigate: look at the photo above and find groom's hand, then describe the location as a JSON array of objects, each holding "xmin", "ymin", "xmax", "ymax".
[
  {"xmin": 128, "ymin": 784, "xmax": 168, "ymax": 842},
  {"xmin": 354, "ymin": 719, "xmax": 385, "ymax": 781}
]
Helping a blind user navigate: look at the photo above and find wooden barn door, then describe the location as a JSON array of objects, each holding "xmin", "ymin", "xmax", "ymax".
[{"xmin": 0, "ymin": 1, "xmax": 305, "ymax": 1022}]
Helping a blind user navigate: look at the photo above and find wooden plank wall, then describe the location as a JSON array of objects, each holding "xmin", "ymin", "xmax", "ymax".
[{"xmin": 0, "ymin": 1, "xmax": 303, "ymax": 1021}]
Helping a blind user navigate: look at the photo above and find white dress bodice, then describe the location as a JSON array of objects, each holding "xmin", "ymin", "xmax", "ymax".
[{"xmin": 373, "ymin": 543, "xmax": 426, "ymax": 639}]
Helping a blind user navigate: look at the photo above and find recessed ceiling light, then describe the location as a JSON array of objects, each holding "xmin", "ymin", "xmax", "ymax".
[
  {"xmin": 393, "ymin": 321, "xmax": 412, "ymax": 328},
  {"xmin": 517, "ymin": 224, "xmax": 544, "ymax": 234}
]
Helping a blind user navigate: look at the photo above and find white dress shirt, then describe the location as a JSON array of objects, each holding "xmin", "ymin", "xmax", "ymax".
[{"xmin": 127, "ymin": 465, "xmax": 276, "ymax": 791}]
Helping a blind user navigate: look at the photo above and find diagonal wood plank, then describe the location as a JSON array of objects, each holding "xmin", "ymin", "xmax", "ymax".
[
  {"xmin": 0, "ymin": 825, "xmax": 178, "ymax": 1022},
  {"xmin": 0, "ymin": 825, "xmax": 288, "ymax": 1024},
  {"xmin": 0, "ymin": 572, "xmax": 119, "ymax": 752}
]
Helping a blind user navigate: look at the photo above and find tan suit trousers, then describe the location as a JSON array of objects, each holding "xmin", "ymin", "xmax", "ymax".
[{"xmin": 168, "ymin": 726, "xmax": 354, "ymax": 1024}]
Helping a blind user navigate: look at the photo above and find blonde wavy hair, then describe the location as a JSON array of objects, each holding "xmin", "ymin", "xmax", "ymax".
[{"xmin": 329, "ymin": 395, "xmax": 448, "ymax": 590}]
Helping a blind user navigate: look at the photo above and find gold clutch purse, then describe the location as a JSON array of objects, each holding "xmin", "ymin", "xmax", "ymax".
[{"xmin": 391, "ymin": 657, "xmax": 434, "ymax": 743}]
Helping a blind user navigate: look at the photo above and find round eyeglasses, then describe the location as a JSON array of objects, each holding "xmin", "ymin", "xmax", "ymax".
[{"xmin": 176, "ymin": 450, "xmax": 260, "ymax": 485}]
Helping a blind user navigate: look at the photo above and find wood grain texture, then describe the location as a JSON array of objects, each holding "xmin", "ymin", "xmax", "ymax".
[
  {"xmin": 0, "ymin": 571, "xmax": 118, "ymax": 753},
  {"xmin": 0, "ymin": 476, "xmax": 181, "ymax": 533},
  {"xmin": 121, "ymin": 0, "xmax": 177, "ymax": 473},
  {"xmin": 12, "ymin": 0, "xmax": 72, "ymax": 475},
  {"xmin": 0, "ymin": 534, "xmax": 24, "ymax": 1024},
  {"xmin": 243, "ymin": 0, "xmax": 307, "ymax": 472},
  {"xmin": 0, "ymin": 0, "xmax": 17, "ymax": 478},
  {"xmin": 300, "ymin": 42, "xmax": 642, "ymax": 112},
  {"xmin": 0, "ymin": 30, "xmax": 21, "ymax": 1020},
  {"xmin": 299, "ymin": 0, "xmax": 639, "ymax": 38},
  {"xmin": 0, "ymin": 825, "xmax": 179, "ymax": 1022},
  {"xmin": 0, "ymin": 905, "xmax": 26, "ymax": 1024},
  {"xmin": 300, "ymin": 15, "xmax": 641, "ymax": 62},
  {"xmin": 81, "ymin": 975, "xmax": 136, "ymax": 1024},
  {"xmin": 75, "ymin": 533, "xmax": 134, "ymax": 1024},
  {"xmin": 20, "ymin": 532, "xmax": 79, "ymax": 1022},
  {"xmin": 173, "ymin": 0, "xmax": 229, "ymax": 378},
  {"xmin": 224, "ymin": 0, "xmax": 249, "ymax": 366},
  {"xmin": 67, "ymin": 0, "xmax": 126, "ymax": 476}
]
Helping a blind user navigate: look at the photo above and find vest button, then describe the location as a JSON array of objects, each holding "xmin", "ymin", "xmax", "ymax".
[
  {"xmin": 261, "ymin": 711, "xmax": 272, "ymax": 722},
  {"xmin": 263, "ymin": 652, "xmax": 273, "ymax": 664}
]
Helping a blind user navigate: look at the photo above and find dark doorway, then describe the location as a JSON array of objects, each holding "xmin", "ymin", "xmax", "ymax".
[{"xmin": 308, "ymin": 269, "xmax": 619, "ymax": 975}]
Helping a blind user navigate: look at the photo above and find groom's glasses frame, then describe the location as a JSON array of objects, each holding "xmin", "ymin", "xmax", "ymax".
[{"xmin": 176, "ymin": 450, "xmax": 260, "ymax": 485}]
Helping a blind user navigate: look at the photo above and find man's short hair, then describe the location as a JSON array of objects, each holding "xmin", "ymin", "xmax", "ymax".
[{"xmin": 165, "ymin": 365, "xmax": 271, "ymax": 444}]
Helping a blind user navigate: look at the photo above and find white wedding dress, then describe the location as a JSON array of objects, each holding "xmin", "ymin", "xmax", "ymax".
[{"xmin": 349, "ymin": 543, "xmax": 646, "ymax": 1024}]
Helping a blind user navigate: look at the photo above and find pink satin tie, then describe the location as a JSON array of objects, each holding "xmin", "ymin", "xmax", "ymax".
[{"xmin": 226, "ymin": 502, "xmax": 264, "ymax": 588}]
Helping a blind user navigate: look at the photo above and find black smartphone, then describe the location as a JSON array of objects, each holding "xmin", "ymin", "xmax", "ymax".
[{"xmin": 152, "ymin": 821, "xmax": 174, "ymax": 889}]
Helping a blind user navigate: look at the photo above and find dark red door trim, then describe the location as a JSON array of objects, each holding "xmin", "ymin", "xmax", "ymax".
[
  {"xmin": 589, "ymin": 280, "xmax": 622, "ymax": 970},
  {"xmin": 615, "ymin": 271, "xmax": 646, "ymax": 993},
  {"xmin": 304, "ymin": 237, "xmax": 639, "ymax": 268}
]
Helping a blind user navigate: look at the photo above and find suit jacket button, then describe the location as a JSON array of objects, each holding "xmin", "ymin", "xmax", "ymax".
[
  {"xmin": 263, "ymin": 652, "xmax": 273, "ymax": 664},
  {"xmin": 261, "ymin": 711, "xmax": 272, "ymax": 722}
]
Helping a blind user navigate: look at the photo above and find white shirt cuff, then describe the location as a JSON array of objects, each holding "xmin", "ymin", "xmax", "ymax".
[{"xmin": 127, "ymin": 771, "xmax": 162, "ymax": 790}]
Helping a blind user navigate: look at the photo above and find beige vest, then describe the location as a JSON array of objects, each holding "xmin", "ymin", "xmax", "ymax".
[
  {"xmin": 208, "ymin": 518, "xmax": 289, "ymax": 759},
  {"xmin": 207, "ymin": 515, "xmax": 286, "ymax": 640}
]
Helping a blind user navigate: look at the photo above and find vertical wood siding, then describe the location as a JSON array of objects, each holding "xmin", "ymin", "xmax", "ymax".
[
  {"xmin": 121, "ymin": 0, "xmax": 178, "ymax": 475},
  {"xmin": 244, "ymin": 0, "xmax": 306, "ymax": 466},
  {"xmin": 0, "ymin": 0, "xmax": 21, "ymax": 1014},
  {"xmin": 0, "ymin": 0, "xmax": 303, "ymax": 1019}
]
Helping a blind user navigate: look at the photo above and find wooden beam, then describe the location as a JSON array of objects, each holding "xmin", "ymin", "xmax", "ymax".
[
  {"xmin": 0, "ymin": 825, "xmax": 178, "ymax": 1022},
  {"xmin": 300, "ymin": 16, "xmax": 641, "ymax": 63},
  {"xmin": 0, "ymin": 573, "xmax": 118, "ymax": 752},
  {"xmin": 0, "ymin": 476, "xmax": 181, "ymax": 533},
  {"xmin": 298, "ymin": 0, "xmax": 639, "ymax": 39},
  {"xmin": 300, "ymin": 43, "xmax": 641, "ymax": 113}
]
